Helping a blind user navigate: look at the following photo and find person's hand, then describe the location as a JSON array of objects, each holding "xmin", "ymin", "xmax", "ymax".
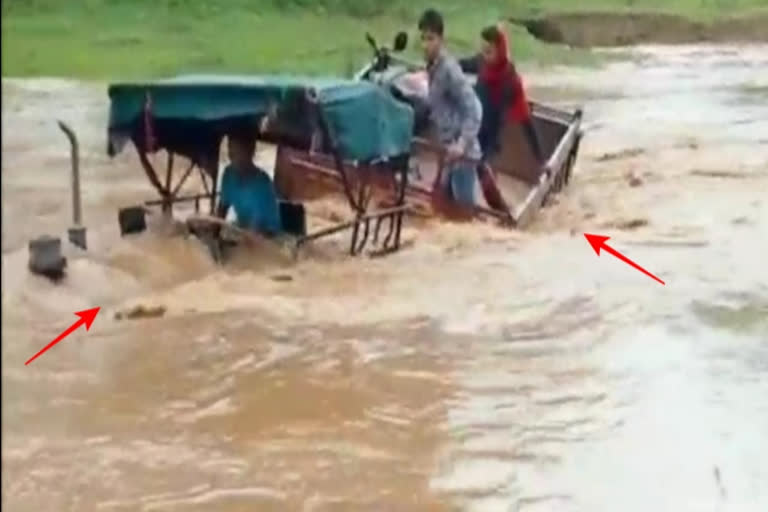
[{"xmin": 445, "ymin": 141, "xmax": 464, "ymax": 163}]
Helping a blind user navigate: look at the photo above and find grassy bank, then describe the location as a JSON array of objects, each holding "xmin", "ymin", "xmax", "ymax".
[
  {"xmin": 513, "ymin": 0, "xmax": 767, "ymax": 21},
  {"xmin": 2, "ymin": 0, "xmax": 766, "ymax": 79}
]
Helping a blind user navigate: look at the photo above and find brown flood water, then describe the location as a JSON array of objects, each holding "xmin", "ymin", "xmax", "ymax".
[{"xmin": 2, "ymin": 45, "xmax": 768, "ymax": 511}]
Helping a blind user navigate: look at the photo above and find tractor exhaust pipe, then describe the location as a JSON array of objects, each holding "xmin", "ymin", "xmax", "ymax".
[{"xmin": 57, "ymin": 120, "xmax": 86, "ymax": 250}]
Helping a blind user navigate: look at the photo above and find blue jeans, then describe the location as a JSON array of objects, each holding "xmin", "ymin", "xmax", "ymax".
[{"xmin": 439, "ymin": 163, "xmax": 476, "ymax": 207}]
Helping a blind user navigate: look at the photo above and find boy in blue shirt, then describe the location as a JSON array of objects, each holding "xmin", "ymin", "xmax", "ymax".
[{"xmin": 216, "ymin": 133, "xmax": 282, "ymax": 237}]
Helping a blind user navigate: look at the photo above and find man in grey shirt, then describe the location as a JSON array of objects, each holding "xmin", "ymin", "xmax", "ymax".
[{"xmin": 418, "ymin": 8, "xmax": 483, "ymax": 208}]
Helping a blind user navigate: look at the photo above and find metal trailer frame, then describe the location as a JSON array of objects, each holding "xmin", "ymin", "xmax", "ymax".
[{"xmin": 121, "ymin": 89, "xmax": 411, "ymax": 258}]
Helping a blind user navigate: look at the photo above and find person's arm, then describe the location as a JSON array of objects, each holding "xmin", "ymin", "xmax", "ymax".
[
  {"xmin": 458, "ymin": 54, "xmax": 481, "ymax": 74},
  {"xmin": 448, "ymin": 60, "xmax": 482, "ymax": 156}
]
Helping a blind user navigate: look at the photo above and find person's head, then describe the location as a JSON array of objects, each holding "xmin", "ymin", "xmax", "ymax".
[
  {"xmin": 227, "ymin": 132, "xmax": 256, "ymax": 169},
  {"xmin": 480, "ymin": 25, "xmax": 505, "ymax": 66},
  {"xmin": 418, "ymin": 9, "xmax": 444, "ymax": 62}
]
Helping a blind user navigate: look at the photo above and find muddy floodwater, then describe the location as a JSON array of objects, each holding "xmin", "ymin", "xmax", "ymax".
[{"xmin": 2, "ymin": 45, "xmax": 768, "ymax": 511}]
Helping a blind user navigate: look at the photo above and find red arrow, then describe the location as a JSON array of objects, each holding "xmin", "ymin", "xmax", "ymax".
[
  {"xmin": 584, "ymin": 234, "xmax": 665, "ymax": 285},
  {"xmin": 25, "ymin": 307, "xmax": 101, "ymax": 365}
]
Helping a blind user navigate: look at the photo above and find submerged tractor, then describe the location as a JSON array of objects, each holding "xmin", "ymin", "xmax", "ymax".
[{"xmin": 104, "ymin": 31, "xmax": 583, "ymax": 260}]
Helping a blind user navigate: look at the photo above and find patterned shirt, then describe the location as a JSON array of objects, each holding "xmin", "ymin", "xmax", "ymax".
[{"xmin": 427, "ymin": 49, "xmax": 483, "ymax": 160}]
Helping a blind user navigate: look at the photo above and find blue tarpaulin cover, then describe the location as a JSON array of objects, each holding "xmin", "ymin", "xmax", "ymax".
[{"xmin": 107, "ymin": 74, "xmax": 414, "ymax": 162}]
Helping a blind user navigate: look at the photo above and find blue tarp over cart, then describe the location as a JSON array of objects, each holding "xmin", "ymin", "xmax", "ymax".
[{"xmin": 107, "ymin": 74, "xmax": 414, "ymax": 164}]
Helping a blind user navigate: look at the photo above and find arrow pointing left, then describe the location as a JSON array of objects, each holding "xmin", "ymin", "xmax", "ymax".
[{"xmin": 25, "ymin": 307, "xmax": 100, "ymax": 365}]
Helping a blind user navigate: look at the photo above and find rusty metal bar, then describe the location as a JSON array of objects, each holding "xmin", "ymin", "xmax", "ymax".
[
  {"xmin": 165, "ymin": 152, "xmax": 174, "ymax": 189},
  {"xmin": 138, "ymin": 150, "xmax": 168, "ymax": 201},
  {"xmin": 296, "ymin": 205, "xmax": 408, "ymax": 248},
  {"xmin": 350, "ymin": 215, "xmax": 372, "ymax": 255}
]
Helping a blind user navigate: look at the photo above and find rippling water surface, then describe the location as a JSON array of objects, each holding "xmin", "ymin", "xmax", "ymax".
[{"xmin": 3, "ymin": 45, "xmax": 767, "ymax": 511}]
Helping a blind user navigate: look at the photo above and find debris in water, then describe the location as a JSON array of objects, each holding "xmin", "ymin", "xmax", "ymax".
[
  {"xmin": 690, "ymin": 169, "xmax": 747, "ymax": 179},
  {"xmin": 595, "ymin": 147, "xmax": 644, "ymax": 162},
  {"xmin": 271, "ymin": 274, "xmax": 294, "ymax": 282},
  {"xmin": 731, "ymin": 216, "xmax": 751, "ymax": 225},
  {"xmin": 713, "ymin": 466, "xmax": 727, "ymax": 500},
  {"xmin": 600, "ymin": 218, "xmax": 649, "ymax": 231},
  {"xmin": 618, "ymin": 218, "xmax": 648, "ymax": 230},
  {"xmin": 625, "ymin": 170, "xmax": 644, "ymax": 187},
  {"xmin": 114, "ymin": 304, "xmax": 167, "ymax": 321},
  {"xmin": 675, "ymin": 138, "xmax": 699, "ymax": 150}
]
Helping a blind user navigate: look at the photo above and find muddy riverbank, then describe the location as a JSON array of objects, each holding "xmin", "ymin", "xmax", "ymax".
[{"xmin": 511, "ymin": 11, "xmax": 768, "ymax": 46}]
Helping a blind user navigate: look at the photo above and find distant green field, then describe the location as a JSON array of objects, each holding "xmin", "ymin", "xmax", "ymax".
[{"xmin": 2, "ymin": 0, "xmax": 766, "ymax": 79}]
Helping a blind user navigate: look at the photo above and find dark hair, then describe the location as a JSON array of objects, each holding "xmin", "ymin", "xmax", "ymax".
[
  {"xmin": 228, "ymin": 129, "xmax": 256, "ymax": 155},
  {"xmin": 418, "ymin": 9, "xmax": 444, "ymax": 36},
  {"xmin": 481, "ymin": 25, "xmax": 502, "ymax": 45}
]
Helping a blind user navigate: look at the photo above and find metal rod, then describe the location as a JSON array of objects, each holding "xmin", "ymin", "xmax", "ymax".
[
  {"xmin": 165, "ymin": 152, "xmax": 174, "ymax": 190},
  {"xmin": 162, "ymin": 152, "xmax": 174, "ymax": 213},
  {"xmin": 394, "ymin": 211, "xmax": 403, "ymax": 248},
  {"xmin": 352, "ymin": 217, "xmax": 371, "ymax": 255},
  {"xmin": 373, "ymin": 215, "xmax": 385, "ymax": 244},
  {"xmin": 57, "ymin": 121, "xmax": 81, "ymax": 225},
  {"xmin": 297, "ymin": 206, "xmax": 408, "ymax": 246},
  {"xmin": 138, "ymin": 150, "xmax": 167, "ymax": 200},
  {"xmin": 170, "ymin": 161, "xmax": 196, "ymax": 197},
  {"xmin": 350, "ymin": 222, "xmax": 360, "ymax": 255},
  {"xmin": 383, "ymin": 212, "xmax": 397, "ymax": 247},
  {"xmin": 145, "ymin": 192, "xmax": 215, "ymax": 207},
  {"xmin": 198, "ymin": 165, "xmax": 211, "ymax": 196}
]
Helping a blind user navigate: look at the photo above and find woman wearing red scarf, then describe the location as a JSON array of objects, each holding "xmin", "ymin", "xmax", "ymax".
[{"xmin": 460, "ymin": 24, "xmax": 544, "ymax": 164}]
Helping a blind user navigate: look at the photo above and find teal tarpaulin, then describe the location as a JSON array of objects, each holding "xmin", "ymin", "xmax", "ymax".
[{"xmin": 108, "ymin": 74, "xmax": 414, "ymax": 162}]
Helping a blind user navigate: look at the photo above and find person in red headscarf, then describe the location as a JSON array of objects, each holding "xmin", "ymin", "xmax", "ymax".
[{"xmin": 460, "ymin": 24, "xmax": 544, "ymax": 164}]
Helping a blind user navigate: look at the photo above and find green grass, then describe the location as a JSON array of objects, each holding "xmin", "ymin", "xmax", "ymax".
[{"xmin": 2, "ymin": 0, "xmax": 766, "ymax": 79}]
